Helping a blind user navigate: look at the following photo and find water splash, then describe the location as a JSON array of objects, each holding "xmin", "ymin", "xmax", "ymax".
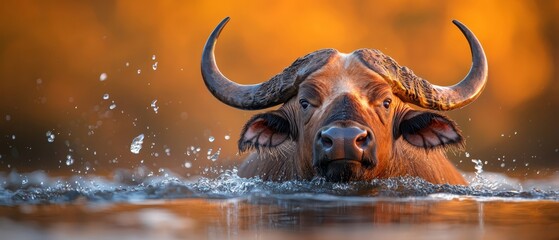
[
  {"xmin": 1, "ymin": 168, "xmax": 557, "ymax": 205},
  {"xmin": 470, "ymin": 159, "xmax": 502, "ymax": 190},
  {"xmin": 165, "ymin": 148, "xmax": 171, "ymax": 156},
  {"xmin": 184, "ymin": 162, "xmax": 192, "ymax": 168},
  {"xmin": 207, "ymin": 148, "xmax": 221, "ymax": 162},
  {"xmin": 151, "ymin": 100, "xmax": 159, "ymax": 114},
  {"xmin": 46, "ymin": 131, "xmax": 55, "ymax": 143},
  {"xmin": 65, "ymin": 155, "xmax": 74, "ymax": 166},
  {"xmin": 130, "ymin": 134, "xmax": 145, "ymax": 154},
  {"xmin": 99, "ymin": 73, "xmax": 107, "ymax": 81}
]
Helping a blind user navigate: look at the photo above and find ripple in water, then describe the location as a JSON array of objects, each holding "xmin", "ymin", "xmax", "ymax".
[{"xmin": 0, "ymin": 168, "xmax": 558, "ymax": 205}]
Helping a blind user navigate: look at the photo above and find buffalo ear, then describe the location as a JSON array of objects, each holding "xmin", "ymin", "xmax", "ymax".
[
  {"xmin": 239, "ymin": 111, "xmax": 292, "ymax": 152},
  {"xmin": 398, "ymin": 111, "xmax": 464, "ymax": 149}
]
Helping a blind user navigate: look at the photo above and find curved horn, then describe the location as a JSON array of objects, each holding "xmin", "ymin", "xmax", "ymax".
[
  {"xmin": 358, "ymin": 20, "xmax": 488, "ymax": 111},
  {"xmin": 201, "ymin": 17, "xmax": 335, "ymax": 110}
]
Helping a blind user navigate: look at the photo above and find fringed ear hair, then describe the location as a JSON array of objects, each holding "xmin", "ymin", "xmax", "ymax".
[
  {"xmin": 239, "ymin": 111, "xmax": 293, "ymax": 152},
  {"xmin": 399, "ymin": 111, "xmax": 464, "ymax": 150}
]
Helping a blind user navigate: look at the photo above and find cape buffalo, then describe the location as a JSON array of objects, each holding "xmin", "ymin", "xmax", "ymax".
[{"xmin": 201, "ymin": 17, "xmax": 487, "ymax": 185}]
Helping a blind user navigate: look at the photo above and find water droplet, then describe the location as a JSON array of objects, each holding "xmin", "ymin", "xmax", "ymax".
[
  {"xmin": 102, "ymin": 94, "xmax": 109, "ymax": 100},
  {"xmin": 66, "ymin": 155, "xmax": 74, "ymax": 166},
  {"xmin": 137, "ymin": 69, "xmax": 141, "ymax": 75},
  {"xmin": 151, "ymin": 100, "xmax": 159, "ymax": 114},
  {"xmin": 208, "ymin": 136, "xmax": 215, "ymax": 142},
  {"xmin": 184, "ymin": 162, "xmax": 192, "ymax": 168},
  {"xmin": 152, "ymin": 55, "xmax": 156, "ymax": 60},
  {"xmin": 125, "ymin": 62, "xmax": 130, "ymax": 67},
  {"xmin": 500, "ymin": 163, "xmax": 506, "ymax": 167},
  {"xmin": 165, "ymin": 148, "xmax": 171, "ymax": 156},
  {"xmin": 207, "ymin": 148, "xmax": 221, "ymax": 162},
  {"xmin": 525, "ymin": 163, "xmax": 530, "ymax": 167},
  {"xmin": 109, "ymin": 102, "xmax": 116, "ymax": 110},
  {"xmin": 130, "ymin": 134, "xmax": 144, "ymax": 154},
  {"xmin": 99, "ymin": 73, "xmax": 107, "ymax": 81},
  {"xmin": 5, "ymin": 115, "xmax": 11, "ymax": 121},
  {"xmin": 514, "ymin": 131, "xmax": 518, "ymax": 135},
  {"xmin": 224, "ymin": 135, "xmax": 230, "ymax": 140},
  {"xmin": 500, "ymin": 133, "xmax": 505, "ymax": 137},
  {"xmin": 465, "ymin": 152, "xmax": 470, "ymax": 158},
  {"xmin": 152, "ymin": 62, "xmax": 158, "ymax": 70},
  {"xmin": 36, "ymin": 78, "xmax": 43, "ymax": 84},
  {"xmin": 46, "ymin": 131, "xmax": 55, "ymax": 143},
  {"xmin": 11, "ymin": 135, "xmax": 16, "ymax": 140}
]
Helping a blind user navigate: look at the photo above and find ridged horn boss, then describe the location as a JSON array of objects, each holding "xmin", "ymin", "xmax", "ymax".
[
  {"xmin": 201, "ymin": 17, "xmax": 487, "ymax": 111},
  {"xmin": 357, "ymin": 20, "xmax": 488, "ymax": 111}
]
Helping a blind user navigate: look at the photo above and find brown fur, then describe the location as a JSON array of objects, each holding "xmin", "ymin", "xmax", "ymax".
[{"xmin": 238, "ymin": 51, "xmax": 467, "ymax": 185}]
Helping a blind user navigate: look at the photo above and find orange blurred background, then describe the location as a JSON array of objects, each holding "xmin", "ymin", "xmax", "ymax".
[{"xmin": 1, "ymin": 1, "xmax": 558, "ymax": 178}]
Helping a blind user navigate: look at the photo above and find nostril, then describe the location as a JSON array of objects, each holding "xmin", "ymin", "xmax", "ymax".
[
  {"xmin": 320, "ymin": 134, "xmax": 333, "ymax": 148},
  {"xmin": 355, "ymin": 132, "xmax": 369, "ymax": 148},
  {"xmin": 356, "ymin": 136, "xmax": 366, "ymax": 144}
]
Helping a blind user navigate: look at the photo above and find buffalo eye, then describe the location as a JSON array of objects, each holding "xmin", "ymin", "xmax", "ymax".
[
  {"xmin": 299, "ymin": 99, "xmax": 311, "ymax": 110},
  {"xmin": 382, "ymin": 98, "xmax": 392, "ymax": 109}
]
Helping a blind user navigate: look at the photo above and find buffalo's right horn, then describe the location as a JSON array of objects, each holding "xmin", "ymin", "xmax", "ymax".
[{"xmin": 201, "ymin": 17, "xmax": 335, "ymax": 110}]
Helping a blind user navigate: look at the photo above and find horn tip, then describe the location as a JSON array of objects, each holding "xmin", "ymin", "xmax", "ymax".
[{"xmin": 451, "ymin": 19, "xmax": 465, "ymax": 28}]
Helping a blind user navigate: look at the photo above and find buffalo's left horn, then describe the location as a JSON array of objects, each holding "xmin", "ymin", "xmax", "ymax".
[
  {"xmin": 201, "ymin": 17, "xmax": 334, "ymax": 110},
  {"xmin": 360, "ymin": 20, "xmax": 488, "ymax": 111},
  {"xmin": 398, "ymin": 20, "xmax": 488, "ymax": 111}
]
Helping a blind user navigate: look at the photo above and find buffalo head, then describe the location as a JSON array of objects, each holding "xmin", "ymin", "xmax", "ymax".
[{"xmin": 200, "ymin": 17, "xmax": 487, "ymax": 183}]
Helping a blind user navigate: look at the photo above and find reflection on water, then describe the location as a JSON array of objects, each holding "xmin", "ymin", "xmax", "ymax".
[
  {"xmin": 1, "ymin": 197, "xmax": 559, "ymax": 239},
  {"xmin": 1, "ymin": 170, "xmax": 559, "ymax": 239}
]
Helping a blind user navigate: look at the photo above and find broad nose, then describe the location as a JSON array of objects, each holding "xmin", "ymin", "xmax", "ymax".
[{"xmin": 317, "ymin": 126, "xmax": 372, "ymax": 161}]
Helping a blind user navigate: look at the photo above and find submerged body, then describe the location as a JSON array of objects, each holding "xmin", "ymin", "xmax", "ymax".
[{"xmin": 201, "ymin": 18, "xmax": 487, "ymax": 185}]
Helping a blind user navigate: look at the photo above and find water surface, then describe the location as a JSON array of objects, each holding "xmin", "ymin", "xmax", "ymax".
[{"xmin": 1, "ymin": 170, "xmax": 559, "ymax": 239}]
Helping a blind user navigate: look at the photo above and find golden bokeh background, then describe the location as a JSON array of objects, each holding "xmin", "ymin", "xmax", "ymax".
[{"xmin": 1, "ymin": 1, "xmax": 558, "ymax": 177}]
